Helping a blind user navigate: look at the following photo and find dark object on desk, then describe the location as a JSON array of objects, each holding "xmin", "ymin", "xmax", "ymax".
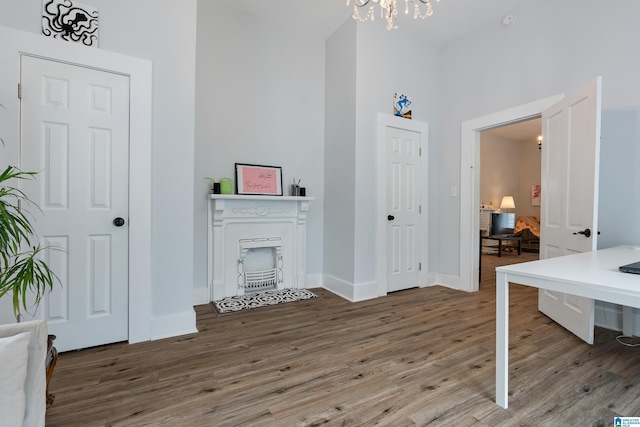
[
  {"xmin": 619, "ymin": 261, "xmax": 640, "ymax": 274},
  {"xmin": 490, "ymin": 213, "xmax": 515, "ymax": 236},
  {"xmin": 478, "ymin": 214, "xmax": 525, "ymax": 280},
  {"xmin": 484, "ymin": 213, "xmax": 520, "ymax": 257}
]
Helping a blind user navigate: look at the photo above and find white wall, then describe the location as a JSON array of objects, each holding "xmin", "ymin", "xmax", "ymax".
[
  {"xmin": 353, "ymin": 23, "xmax": 440, "ymax": 286},
  {"xmin": 193, "ymin": 4, "xmax": 326, "ymax": 298},
  {"xmin": 322, "ymin": 20, "xmax": 440, "ymax": 298},
  {"xmin": 598, "ymin": 110, "xmax": 640, "ymax": 249},
  {"xmin": 480, "ymin": 135, "xmax": 541, "ymax": 218},
  {"xmin": 438, "ymin": 0, "xmax": 640, "ymax": 277},
  {"xmin": 6, "ymin": 0, "xmax": 639, "ymax": 332},
  {"xmin": 0, "ymin": 1, "xmax": 197, "ymax": 337},
  {"xmin": 516, "ymin": 138, "xmax": 542, "ymax": 219},
  {"xmin": 324, "ymin": 19, "xmax": 357, "ymax": 284},
  {"xmin": 480, "ymin": 135, "xmax": 521, "ymax": 211}
]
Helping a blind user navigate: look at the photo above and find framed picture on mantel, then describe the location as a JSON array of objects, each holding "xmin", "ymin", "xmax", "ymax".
[{"xmin": 235, "ymin": 163, "xmax": 283, "ymax": 196}]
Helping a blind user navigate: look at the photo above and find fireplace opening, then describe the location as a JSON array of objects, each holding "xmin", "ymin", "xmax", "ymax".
[{"xmin": 237, "ymin": 238, "xmax": 283, "ymax": 293}]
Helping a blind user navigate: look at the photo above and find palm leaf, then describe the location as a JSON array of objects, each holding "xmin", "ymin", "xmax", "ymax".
[{"xmin": 0, "ymin": 161, "xmax": 60, "ymax": 319}]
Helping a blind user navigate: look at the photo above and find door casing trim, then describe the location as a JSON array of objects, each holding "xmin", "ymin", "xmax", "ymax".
[
  {"xmin": 459, "ymin": 94, "xmax": 564, "ymax": 292},
  {"xmin": 1, "ymin": 26, "xmax": 152, "ymax": 343}
]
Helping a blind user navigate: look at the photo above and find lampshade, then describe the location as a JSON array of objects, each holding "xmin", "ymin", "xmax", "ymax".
[{"xmin": 500, "ymin": 196, "xmax": 516, "ymax": 211}]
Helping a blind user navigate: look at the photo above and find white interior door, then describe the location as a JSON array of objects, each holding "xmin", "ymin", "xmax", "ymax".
[
  {"xmin": 20, "ymin": 55, "xmax": 130, "ymax": 352},
  {"xmin": 387, "ymin": 126, "xmax": 421, "ymax": 293},
  {"xmin": 538, "ymin": 77, "xmax": 602, "ymax": 344}
]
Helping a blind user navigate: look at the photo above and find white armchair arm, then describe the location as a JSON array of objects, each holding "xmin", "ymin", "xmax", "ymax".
[{"xmin": 0, "ymin": 320, "xmax": 47, "ymax": 427}]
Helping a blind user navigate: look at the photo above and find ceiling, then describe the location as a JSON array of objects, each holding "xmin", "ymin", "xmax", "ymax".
[
  {"xmin": 216, "ymin": 0, "xmax": 537, "ymax": 141},
  {"xmin": 482, "ymin": 118, "xmax": 541, "ymax": 143},
  {"xmin": 217, "ymin": 0, "xmax": 529, "ymax": 43}
]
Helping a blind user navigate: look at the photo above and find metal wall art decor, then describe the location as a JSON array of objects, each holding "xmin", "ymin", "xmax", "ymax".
[
  {"xmin": 394, "ymin": 93, "xmax": 412, "ymax": 119},
  {"xmin": 42, "ymin": 0, "xmax": 99, "ymax": 47}
]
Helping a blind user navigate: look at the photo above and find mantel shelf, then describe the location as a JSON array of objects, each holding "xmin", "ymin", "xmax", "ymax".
[{"xmin": 209, "ymin": 194, "xmax": 314, "ymax": 202}]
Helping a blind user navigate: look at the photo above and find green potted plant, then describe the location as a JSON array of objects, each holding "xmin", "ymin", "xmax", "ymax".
[{"xmin": 0, "ymin": 105, "xmax": 59, "ymax": 322}]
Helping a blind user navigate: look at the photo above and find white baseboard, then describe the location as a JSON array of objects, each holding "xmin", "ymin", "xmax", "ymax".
[
  {"xmin": 353, "ymin": 280, "xmax": 378, "ymax": 301},
  {"xmin": 322, "ymin": 274, "xmax": 377, "ymax": 302},
  {"xmin": 423, "ymin": 272, "xmax": 438, "ymax": 287},
  {"xmin": 149, "ymin": 309, "xmax": 198, "ymax": 341},
  {"xmin": 322, "ymin": 274, "xmax": 355, "ymax": 301},
  {"xmin": 431, "ymin": 273, "xmax": 469, "ymax": 292}
]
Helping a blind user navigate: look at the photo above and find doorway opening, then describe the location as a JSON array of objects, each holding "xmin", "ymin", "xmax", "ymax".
[
  {"xmin": 478, "ymin": 118, "xmax": 542, "ymax": 288},
  {"xmin": 459, "ymin": 94, "xmax": 564, "ymax": 292}
]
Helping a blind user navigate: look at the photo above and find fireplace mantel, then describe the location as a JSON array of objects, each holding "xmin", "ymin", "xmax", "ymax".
[
  {"xmin": 207, "ymin": 194, "xmax": 314, "ymax": 301},
  {"xmin": 210, "ymin": 194, "xmax": 313, "ymax": 202}
]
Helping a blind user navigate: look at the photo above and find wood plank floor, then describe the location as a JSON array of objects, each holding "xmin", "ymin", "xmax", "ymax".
[{"xmin": 46, "ymin": 252, "xmax": 640, "ymax": 426}]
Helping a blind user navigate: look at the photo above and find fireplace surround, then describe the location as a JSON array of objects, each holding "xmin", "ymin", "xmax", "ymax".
[{"xmin": 207, "ymin": 194, "xmax": 313, "ymax": 301}]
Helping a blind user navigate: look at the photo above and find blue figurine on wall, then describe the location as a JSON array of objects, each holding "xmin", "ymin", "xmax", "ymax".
[{"xmin": 394, "ymin": 93, "xmax": 412, "ymax": 119}]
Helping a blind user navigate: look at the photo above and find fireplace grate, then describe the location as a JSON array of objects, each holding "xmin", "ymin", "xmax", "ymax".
[
  {"xmin": 236, "ymin": 239, "xmax": 284, "ymax": 293},
  {"xmin": 243, "ymin": 268, "xmax": 278, "ymax": 292}
]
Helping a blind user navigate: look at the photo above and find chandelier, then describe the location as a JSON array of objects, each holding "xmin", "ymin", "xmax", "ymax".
[{"xmin": 346, "ymin": 0, "xmax": 440, "ymax": 31}]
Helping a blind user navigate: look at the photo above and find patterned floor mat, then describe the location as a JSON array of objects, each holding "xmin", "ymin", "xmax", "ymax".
[{"xmin": 210, "ymin": 288, "xmax": 318, "ymax": 314}]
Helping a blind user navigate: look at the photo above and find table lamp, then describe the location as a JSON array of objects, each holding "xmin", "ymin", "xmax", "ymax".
[{"xmin": 500, "ymin": 196, "xmax": 515, "ymax": 213}]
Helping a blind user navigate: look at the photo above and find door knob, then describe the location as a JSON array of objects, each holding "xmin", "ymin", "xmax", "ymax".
[
  {"xmin": 113, "ymin": 217, "xmax": 125, "ymax": 227},
  {"xmin": 573, "ymin": 228, "xmax": 591, "ymax": 237},
  {"xmin": 387, "ymin": 215, "xmax": 395, "ymax": 221}
]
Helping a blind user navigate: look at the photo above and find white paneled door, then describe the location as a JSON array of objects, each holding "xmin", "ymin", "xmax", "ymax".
[
  {"xmin": 20, "ymin": 56, "xmax": 130, "ymax": 352},
  {"xmin": 538, "ymin": 77, "xmax": 602, "ymax": 344},
  {"xmin": 387, "ymin": 126, "xmax": 421, "ymax": 293}
]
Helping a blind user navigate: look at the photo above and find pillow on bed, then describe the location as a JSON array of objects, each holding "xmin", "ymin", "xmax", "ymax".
[{"xmin": 0, "ymin": 331, "xmax": 31, "ymax": 427}]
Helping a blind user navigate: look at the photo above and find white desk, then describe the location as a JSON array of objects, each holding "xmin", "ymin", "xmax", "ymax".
[{"xmin": 495, "ymin": 245, "xmax": 640, "ymax": 408}]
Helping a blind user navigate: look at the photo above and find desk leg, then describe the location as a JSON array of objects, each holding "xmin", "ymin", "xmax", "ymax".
[
  {"xmin": 517, "ymin": 239, "xmax": 521, "ymax": 256},
  {"xmin": 496, "ymin": 271, "xmax": 509, "ymax": 408},
  {"xmin": 498, "ymin": 240, "xmax": 502, "ymax": 257},
  {"xmin": 623, "ymin": 306, "xmax": 634, "ymax": 337}
]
